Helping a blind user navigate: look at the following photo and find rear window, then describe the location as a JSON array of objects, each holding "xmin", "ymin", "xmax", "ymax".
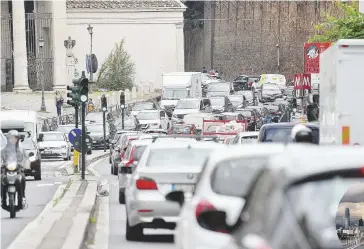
[
  {"xmin": 263, "ymin": 127, "xmax": 319, "ymax": 144},
  {"xmin": 210, "ymin": 157, "xmax": 268, "ymax": 197},
  {"xmin": 172, "ymin": 126, "xmax": 192, "ymax": 134},
  {"xmin": 241, "ymin": 137, "xmax": 258, "ymax": 144},
  {"xmin": 146, "ymin": 148, "xmax": 212, "ymax": 167}
]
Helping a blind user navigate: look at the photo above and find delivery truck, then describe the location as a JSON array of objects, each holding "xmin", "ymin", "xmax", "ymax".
[
  {"xmin": 320, "ymin": 39, "xmax": 364, "ymax": 145},
  {"xmin": 161, "ymin": 72, "xmax": 202, "ymax": 116}
]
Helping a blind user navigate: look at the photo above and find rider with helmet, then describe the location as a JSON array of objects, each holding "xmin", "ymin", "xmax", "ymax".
[
  {"xmin": 1, "ymin": 130, "xmax": 27, "ymax": 209},
  {"xmin": 291, "ymin": 124, "xmax": 315, "ymax": 143}
]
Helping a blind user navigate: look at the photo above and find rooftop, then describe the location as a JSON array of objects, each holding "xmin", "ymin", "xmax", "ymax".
[{"xmin": 66, "ymin": 0, "xmax": 182, "ymax": 9}]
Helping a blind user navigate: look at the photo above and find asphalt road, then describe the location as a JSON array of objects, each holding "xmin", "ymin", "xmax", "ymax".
[
  {"xmin": 1, "ymin": 159, "xmax": 70, "ymax": 249},
  {"xmin": 95, "ymin": 158, "xmax": 177, "ymax": 249}
]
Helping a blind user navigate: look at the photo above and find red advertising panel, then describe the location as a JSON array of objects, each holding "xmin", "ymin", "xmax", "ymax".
[
  {"xmin": 294, "ymin": 73, "xmax": 311, "ymax": 97},
  {"xmin": 304, "ymin": 42, "xmax": 331, "ymax": 73}
]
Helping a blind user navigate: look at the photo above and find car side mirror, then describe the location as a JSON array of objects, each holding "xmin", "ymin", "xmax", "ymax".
[
  {"xmin": 28, "ymin": 152, "xmax": 35, "ymax": 157},
  {"xmin": 120, "ymin": 166, "xmax": 133, "ymax": 174},
  {"xmin": 196, "ymin": 210, "xmax": 230, "ymax": 232},
  {"xmin": 165, "ymin": 190, "xmax": 185, "ymax": 207}
]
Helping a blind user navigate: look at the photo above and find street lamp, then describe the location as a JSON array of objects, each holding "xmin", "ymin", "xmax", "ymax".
[
  {"xmin": 38, "ymin": 37, "xmax": 46, "ymax": 112},
  {"xmin": 87, "ymin": 24, "xmax": 93, "ymax": 82}
]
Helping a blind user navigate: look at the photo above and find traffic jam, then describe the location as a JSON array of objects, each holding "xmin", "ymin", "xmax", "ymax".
[{"xmin": 101, "ymin": 40, "xmax": 364, "ymax": 248}]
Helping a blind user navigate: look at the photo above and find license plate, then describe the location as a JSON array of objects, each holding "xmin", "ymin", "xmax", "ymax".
[
  {"xmin": 8, "ymin": 186, "xmax": 16, "ymax": 193},
  {"xmin": 172, "ymin": 184, "xmax": 195, "ymax": 193},
  {"xmin": 44, "ymin": 151, "xmax": 52, "ymax": 154},
  {"xmin": 93, "ymin": 141, "xmax": 97, "ymax": 143}
]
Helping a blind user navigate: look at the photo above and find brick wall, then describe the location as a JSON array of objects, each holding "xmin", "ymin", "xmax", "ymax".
[{"xmin": 185, "ymin": 1, "xmax": 344, "ymax": 80}]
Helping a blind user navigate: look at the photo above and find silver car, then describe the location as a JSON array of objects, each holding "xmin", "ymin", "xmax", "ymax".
[
  {"xmin": 124, "ymin": 141, "xmax": 224, "ymax": 241},
  {"xmin": 118, "ymin": 139, "xmax": 153, "ymax": 204}
]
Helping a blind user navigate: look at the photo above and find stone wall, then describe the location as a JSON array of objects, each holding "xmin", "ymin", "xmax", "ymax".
[{"xmin": 185, "ymin": 1, "xmax": 344, "ymax": 80}]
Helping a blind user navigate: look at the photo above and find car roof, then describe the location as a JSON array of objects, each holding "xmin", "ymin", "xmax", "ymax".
[
  {"xmin": 179, "ymin": 98, "xmax": 200, "ymax": 101},
  {"xmin": 138, "ymin": 110, "xmax": 159, "ymax": 113},
  {"xmin": 239, "ymin": 131, "xmax": 259, "ymax": 137},
  {"xmin": 261, "ymin": 122, "xmax": 319, "ymax": 129},
  {"xmin": 207, "ymin": 144, "xmax": 286, "ymax": 166},
  {"xmin": 269, "ymin": 145, "xmax": 364, "ymax": 182},
  {"xmin": 148, "ymin": 141, "xmax": 225, "ymax": 150},
  {"xmin": 130, "ymin": 139, "xmax": 153, "ymax": 146}
]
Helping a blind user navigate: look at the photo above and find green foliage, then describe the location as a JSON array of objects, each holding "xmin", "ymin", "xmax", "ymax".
[
  {"xmin": 96, "ymin": 40, "xmax": 135, "ymax": 91},
  {"xmin": 309, "ymin": 1, "xmax": 364, "ymax": 42}
]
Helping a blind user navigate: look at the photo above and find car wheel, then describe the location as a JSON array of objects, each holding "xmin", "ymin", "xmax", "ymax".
[
  {"xmin": 125, "ymin": 214, "xmax": 143, "ymax": 241},
  {"xmin": 119, "ymin": 190, "xmax": 125, "ymax": 204},
  {"xmin": 159, "ymin": 125, "xmax": 162, "ymax": 129},
  {"xmin": 68, "ymin": 154, "xmax": 71, "ymax": 160},
  {"xmin": 167, "ymin": 123, "xmax": 170, "ymax": 129},
  {"xmin": 111, "ymin": 164, "xmax": 114, "ymax": 175},
  {"xmin": 109, "ymin": 156, "xmax": 112, "ymax": 164},
  {"xmin": 63, "ymin": 157, "xmax": 68, "ymax": 161}
]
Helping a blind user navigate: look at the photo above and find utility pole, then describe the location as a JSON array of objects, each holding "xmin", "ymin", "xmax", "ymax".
[
  {"xmin": 101, "ymin": 95, "xmax": 107, "ymax": 152},
  {"xmin": 120, "ymin": 91, "xmax": 125, "ymax": 129},
  {"xmin": 75, "ymin": 104, "xmax": 79, "ymax": 128}
]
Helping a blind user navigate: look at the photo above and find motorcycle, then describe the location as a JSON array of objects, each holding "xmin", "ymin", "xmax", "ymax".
[{"xmin": 1, "ymin": 147, "xmax": 35, "ymax": 218}]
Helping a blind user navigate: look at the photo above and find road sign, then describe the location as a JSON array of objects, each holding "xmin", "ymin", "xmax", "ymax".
[
  {"xmin": 73, "ymin": 135, "xmax": 92, "ymax": 152},
  {"xmin": 68, "ymin": 128, "xmax": 81, "ymax": 145}
]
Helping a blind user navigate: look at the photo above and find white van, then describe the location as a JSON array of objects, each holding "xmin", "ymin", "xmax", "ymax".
[{"xmin": 0, "ymin": 110, "xmax": 39, "ymax": 140}]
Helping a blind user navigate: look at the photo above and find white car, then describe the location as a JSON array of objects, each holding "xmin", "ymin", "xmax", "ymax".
[
  {"xmin": 231, "ymin": 131, "xmax": 259, "ymax": 144},
  {"xmin": 124, "ymin": 141, "xmax": 224, "ymax": 241},
  {"xmin": 38, "ymin": 132, "xmax": 71, "ymax": 161},
  {"xmin": 169, "ymin": 144, "xmax": 286, "ymax": 249},
  {"xmin": 136, "ymin": 110, "xmax": 170, "ymax": 130}
]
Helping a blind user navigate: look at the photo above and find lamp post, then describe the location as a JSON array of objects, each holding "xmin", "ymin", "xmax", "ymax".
[
  {"xmin": 87, "ymin": 24, "xmax": 93, "ymax": 82},
  {"xmin": 39, "ymin": 37, "xmax": 46, "ymax": 112}
]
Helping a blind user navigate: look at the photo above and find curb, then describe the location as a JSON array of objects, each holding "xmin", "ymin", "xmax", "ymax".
[{"xmin": 64, "ymin": 153, "xmax": 109, "ymax": 176}]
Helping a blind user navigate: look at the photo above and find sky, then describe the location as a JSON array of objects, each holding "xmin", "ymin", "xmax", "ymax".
[{"xmin": 337, "ymin": 183, "xmax": 364, "ymax": 219}]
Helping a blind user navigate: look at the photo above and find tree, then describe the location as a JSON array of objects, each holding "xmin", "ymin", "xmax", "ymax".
[
  {"xmin": 309, "ymin": 2, "xmax": 364, "ymax": 42},
  {"xmin": 96, "ymin": 40, "xmax": 135, "ymax": 91}
]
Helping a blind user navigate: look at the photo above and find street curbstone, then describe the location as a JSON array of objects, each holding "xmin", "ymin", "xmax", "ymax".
[{"xmin": 63, "ymin": 152, "xmax": 108, "ymax": 176}]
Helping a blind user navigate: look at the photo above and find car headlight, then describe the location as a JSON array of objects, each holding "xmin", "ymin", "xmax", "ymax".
[
  {"xmin": 61, "ymin": 145, "xmax": 67, "ymax": 149},
  {"xmin": 7, "ymin": 162, "xmax": 17, "ymax": 171}
]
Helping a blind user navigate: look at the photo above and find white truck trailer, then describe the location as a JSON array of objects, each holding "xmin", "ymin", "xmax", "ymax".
[
  {"xmin": 320, "ymin": 39, "xmax": 364, "ymax": 145},
  {"xmin": 161, "ymin": 72, "xmax": 202, "ymax": 109}
]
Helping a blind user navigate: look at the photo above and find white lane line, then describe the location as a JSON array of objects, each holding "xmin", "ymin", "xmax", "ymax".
[
  {"xmin": 36, "ymin": 183, "xmax": 55, "ymax": 187},
  {"xmin": 54, "ymin": 182, "xmax": 62, "ymax": 185}
]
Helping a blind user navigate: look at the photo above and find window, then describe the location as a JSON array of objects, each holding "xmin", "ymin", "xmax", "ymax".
[
  {"xmin": 210, "ymin": 157, "xmax": 268, "ymax": 197},
  {"xmin": 136, "ymin": 112, "xmax": 159, "ymax": 120},
  {"xmin": 146, "ymin": 148, "xmax": 212, "ymax": 167},
  {"xmin": 41, "ymin": 133, "xmax": 65, "ymax": 141},
  {"xmin": 232, "ymin": 135, "xmax": 240, "ymax": 144},
  {"xmin": 192, "ymin": 158, "xmax": 209, "ymax": 195},
  {"xmin": 175, "ymin": 99, "xmax": 200, "ymax": 109},
  {"xmin": 263, "ymin": 127, "xmax": 319, "ymax": 144},
  {"xmin": 210, "ymin": 98, "xmax": 225, "ymax": 106},
  {"xmin": 202, "ymin": 99, "xmax": 211, "ymax": 107}
]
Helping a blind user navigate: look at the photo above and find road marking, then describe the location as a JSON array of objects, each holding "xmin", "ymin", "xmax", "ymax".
[
  {"xmin": 36, "ymin": 183, "xmax": 55, "ymax": 187},
  {"xmin": 54, "ymin": 182, "xmax": 62, "ymax": 185}
]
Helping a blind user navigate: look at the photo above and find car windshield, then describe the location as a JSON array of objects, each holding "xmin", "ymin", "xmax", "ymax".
[
  {"xmin": 163, "ymin": 89, "xmax": 189, "ymax": 99},
  {"xmin": 241, "ymin": 137, "xmax": 258, "ymax": 144},
  {"xmin": 116, "ymin": 118, "xmax": 136, "ymax": 129},
  {"xmin": 286, "ymin": 177, "xmax": 364, "ymax": 246},
  {"xmin": 41, "ymin": 133, "xmax": 64, "ymax": 141},
  {"xmin": 137, "ymin": 112, "xmax": 159, "ymax": 120},
  {"xmin": 57, "ymin": 126, "xmax": 74, "ymax": 134},
  {"xmin": 208, "ymin": 83, "xmax": 230, "ymax": 92},
  {"xmin": 86, "ymin": 113, "xmax": 103, "ymax": 122},
  {"xmin": 210, "ymin": 98, "xmax": 225, "ymax": 106},
  {"xmin": 87, "ymin": 125, "xmax": 105, "ymax": 133},
  {"xmin": 263, "ymin": 84, "xmax": 280, "ymax": 91},
  {"xmin": 211, "ymin": 157, "xmax": 268, "ymax": 197},
  {"xmin": 172, "ymin": 125, "xmax": 191, "ymax": 134},
  {"xmin": 21, "ymin": 138, "xmax": 36, "ymax": 150},
  {"xmin": 264, "ymin": 127, "xmax": 319, "ymax": 144},
  {"xmin": 132, "ymin": 103, "xmax": 154, "ymax": 111},
  {"xmin": 146, "ymin": 148, "xmax": 212, "ymax": 167},
  {"xmin": 265, "ymin": 106, "xmax": 280, "ymax": 113},
  {"xmin": 175, "ymin": 99, "xmax": 200, "ymax": 109},
  {"xmin": 24, "ymin": 122, "xmax": 34, "ymax": 135}
]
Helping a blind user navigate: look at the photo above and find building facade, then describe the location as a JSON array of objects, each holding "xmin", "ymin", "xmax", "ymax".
[{"xmin": 1, "ymin": 0, "xmax": 186, "ymax": 92}]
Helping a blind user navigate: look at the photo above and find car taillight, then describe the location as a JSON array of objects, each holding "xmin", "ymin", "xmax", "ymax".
[
  {"xmin": 136, "ymin": 178, "xmax": 158, "ymax": 190},
  {"xmin": 195, "ymin": 199, "xmax": 215, "ymax": 218},
  {"xmin": 125, "ymin": 146, "xmax": 136, "ymax": 166}
]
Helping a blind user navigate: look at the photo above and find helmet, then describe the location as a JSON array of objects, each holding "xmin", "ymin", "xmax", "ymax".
[
  {"xmin": 291, "ymin": 124, "xmax": 314, "ymax": 143},
  {"xmin": 7, "ymin": 130, "xmax": 20, "ymax": 145}
]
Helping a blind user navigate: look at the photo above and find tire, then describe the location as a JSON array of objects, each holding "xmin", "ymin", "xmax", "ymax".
[
  {"xmin": 159, "ymin": 125, "xmax": 162, "ymax": 129},
  {"xmin": 34, "ymin": 171, "xmax": 42, "ymax": 181},
  {"xmin": 111, "ymin": 165, "xmax": 114, "ymax": 174},
  {"xmin": 9, "ymin": 193, "xmax": 16, "ymax": 218},
  {"xmin": 125, "ymin": 214, "xmax": 143, "ymax": 241},
  {"xmin": 63, "ymin": 156, "xmax": 68, "ymax": 161},
  {"xmin": 109, "ymin": 156, "xmax": 112, "ymax": 164},
  {"xmin": 68, "ymin": 154, "xmax": 71, "ymax": 160},
  {"xmin": 167, "ymin": 123, "xmax": 170, "ymax": 130},
  {"xmin": 113, "ymin": 165, "xmax": 118, "ymax": 176},
  {"xmin": 119, "ymin": 190, "xmax": 125, "ymax": 204}
]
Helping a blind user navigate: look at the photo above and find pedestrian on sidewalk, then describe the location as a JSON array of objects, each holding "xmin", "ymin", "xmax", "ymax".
[{"xmin": 55, "ymin": 91, "xmax": 64, "ymax": 120}]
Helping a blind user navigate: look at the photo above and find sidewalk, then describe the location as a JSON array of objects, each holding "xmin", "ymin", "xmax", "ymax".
[
  {"xmin": 7, "ymin": 152, "xmax": 109, "ymax": 249},
  {"xmin": 1, "ymin": 91, "xmax": 160, "ymax": 119}
]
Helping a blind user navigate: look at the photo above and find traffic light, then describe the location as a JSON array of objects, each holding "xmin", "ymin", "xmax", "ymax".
[
  {"xmin": 66, "ymin": 82, "xmax": 80, "ymax": 106},
  {"xmin": 120, "ymin": 92, "xmax": 125, "ymax": 106},
  {"xmin": 79, "ymin": 77, "xmax": 89, "ymax": 103},
  {"xmin": 101, "ymin": 96, "xmax": 107, "ymax": 110}
]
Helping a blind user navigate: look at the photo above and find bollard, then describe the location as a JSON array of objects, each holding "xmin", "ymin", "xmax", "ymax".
[{"xmin": 73, "ymin": 150, "xmax": 80, "ymax": 173}]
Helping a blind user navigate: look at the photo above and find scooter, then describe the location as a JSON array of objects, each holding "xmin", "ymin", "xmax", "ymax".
[{"xmin": 2, "ymin": 153, "xmax": 35, "ymax": 218}]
